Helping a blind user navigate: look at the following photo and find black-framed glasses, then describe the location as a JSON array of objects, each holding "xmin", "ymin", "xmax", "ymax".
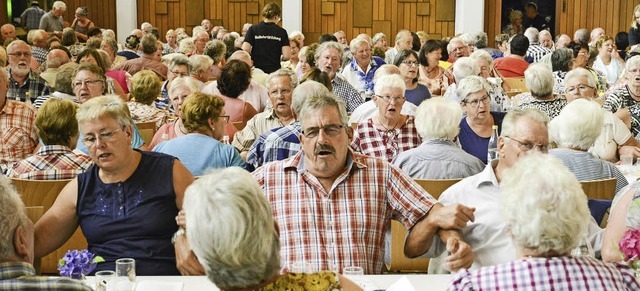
[
  {"xmin": 218, "ymin": 115, "xmax": 230, "ymax": 123},
  {"xmin": 504, "ymin": 136, "xmax": 549, "ymax": 153},
  {"xmin": 301, "ymin": 124, "xmax": 345, "ymax": 138},
  {"xmin": 82, "ymin": 128, "xmax": 122, "ymax": 147},
  {"xmin": 463, "ymin": 96, "xmax": 490, "ymax": 108},
  {"xmin": 376, "ymin": 95, "xmax": 405, "ymax": 103}
]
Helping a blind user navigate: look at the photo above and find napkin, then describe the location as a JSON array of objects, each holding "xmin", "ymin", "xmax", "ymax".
[
  {"xmin": 385, "ymin": 276, "xmax": 416, "ymax": 291},
  {"xmin": 135, "ymin": 280, "xmax": 183, "ymax": 291}
]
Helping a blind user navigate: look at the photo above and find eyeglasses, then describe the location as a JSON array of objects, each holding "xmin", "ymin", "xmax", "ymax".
[
  {"xmin": 170, "ymin": 70, "xmax": 189, "ymax": 77},
  {"xmin": 401, "ymin": 60, "xmax": 419, "ymax": 66},
  {"xmin": 73, "ymin": 79, "xmax": 104, "ymax": 88},
  {"xmin": 565, "ymin": 84, "xmax": 594, "ymax": 94},
  {"xmin": 504, "ymin": 136, "xmax": 549, "ymax": 153},
  {"xmin": 218, "ymin": 115, "xmax": 230, "ymax": 123},
  {"xmin": 376, "ymin": 95, "xmax": 406, "ymax": 103},
  {"xmin": 269, "ymin": 89, "xmax": 292, "ymax": 96},
  {"xmin": 8, "ymin": 52, "xmax": 32, "ymax": 58},
  {"xmin": 463, "ymin": 96, "xmax": 490, "ymax": 108},
  {"xmin": 301, "ymin": 124, "xmax": 345, "ymax": 138},
  {"xmin": 82, "ymin": 128, "xmax": 122, "ymax": 147}
]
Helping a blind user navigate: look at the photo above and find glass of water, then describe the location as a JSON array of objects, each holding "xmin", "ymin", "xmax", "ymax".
[
  {"xmin": 95, "ymin": 270, "xmax": 115, "ymax": 291},
  {"xmin": 115, "ymin": 258, "xmax": 136, "ymax": 291}
]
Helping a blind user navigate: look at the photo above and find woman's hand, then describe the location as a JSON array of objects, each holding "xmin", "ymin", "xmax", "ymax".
[{"xmin": 174, "ymin": 231, "xmax": 205, "ymax": 275}]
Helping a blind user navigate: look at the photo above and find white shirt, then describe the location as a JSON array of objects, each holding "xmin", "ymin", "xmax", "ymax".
[
  {"xmin": 348, "ymin": 100, "xmax": 417, "ymax": 124},
  {"xmin": 593, "ymin": 57, "xmax": 624, "ymax": 85}
]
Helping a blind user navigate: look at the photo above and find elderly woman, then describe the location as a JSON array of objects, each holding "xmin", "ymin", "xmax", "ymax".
[
  {"xmin": 76, "ymin": 48, "xmax": 127, "ymax": 99},
  {"xmin": 444, "ymin": 57, "xmax": 479, "ymax": 102},
  {"xmin": 34, "ymin": 95, "xmax": 194, "ymax": 275},
  {"xmin": 153, "ymin": 93, "xmax": 244, "ymax": 175},
  {"xmin": 61, "ymin": 27, "xmax": 84, "ymax": 58},
  {"xmin": 296, "ymin": 44, "xmax": 318, "ymax": 79},
  {"xmin": 188, "ymin": 54, "xmax": 214, "ymax": 84},
  {"xmin": 201, "ymin": 60, "xmax": 258, "ymax": 140},
  {"xmin": 551, "ymin": 48, "xmax": 575, "ymax": 94},
  {"xmin": 183, "ymin": 168, "xmax": 360, "ymax": 290},
  {"xmin": 448, "ymin": 154, "xmax": 640, "ymax": 290},
  {"xmin": 33, "ymin": 62, "xmax": 79, "ymax": 108},
  {"xmin": 516, "ymin": 63, "xmax": 567, "ymax": 119},
  {"xmin": 394, "ymin": 97, "xmax": 484, "ymax": 178},
  {"xmin": 394, "ymin": 50, "xmax": 431, "ymax": 106},
  {"xmin": 562, "ymin": 68, "xmax": 640, "ymax": 162},
  {"xmin": 502, "ymin": 9, "xmax": 524, "ymax": 36},
  {"xmin": 457, "ymin": 76, "xmax": 506, "ymax": 164},
  {"xmin": 203, "ymin": 40, "xmax": 227, "ymax": 80},
  {"xmin": 117, "ymin": 35, "xmax": 140, "ymax": 60},
  {"xmin": 604, "ymin": 181, "xmax": 640, "ymax": 262},
  {"xmin": 418, "ymin": 40, "xmax": 446, "ymax": 96},
  {"xmin": 6, "ymin": 98, "xmax": 92, "ymax": 179},
  {"xmin": 350, "ymin": 74, "xmax": 421, "ymax": 162},
  {"xmin": 372, "ymin": 32, "xmax": 388, "ymax": 51},
  {"xmin": 150, "ymin": 77, "xmax": 201, "ymax": 149},
  {"xmin": 593, "ymin": 35, "xmax": 625, "ymax": 86},
  {"xmin": 604, "ymin": 56, "xmax": 640, "ymax": 113},
  {"xmin": 470, "ymin": 50, "xmax": 509, "ymax": 111},
  {"xmin": 163, "ymin": 29, "xmax": 178, "ymax": 55},
  {"xmin": 127, "ymin": 70, "xmax": 166, "ymax": 129},
  {"xmin": 549, "ymin": 99, "xmax": 628, "ymax": 194},
  {"xmin": 341, "ymin": 37, "xmax": 385, "ymax": 98},
  {"xmin": 101, "ymin": 37, "xmax": 127, "ymax": 68}
]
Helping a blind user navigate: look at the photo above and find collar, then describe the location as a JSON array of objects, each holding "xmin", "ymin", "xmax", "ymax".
[
  {"xmin": 36, "ymin": 145, "xmax": 74, "ymax": 155},
  {"xmin": 0, "ymin": 262, "xmax": 36, "ymax": 280},
  {"xmin": 421, "ymin": 139, "xmax": 456, "ymax": 147},
  {"xmin": 473, "ymin": 159, "xmax": 500, "ymax": 188}
]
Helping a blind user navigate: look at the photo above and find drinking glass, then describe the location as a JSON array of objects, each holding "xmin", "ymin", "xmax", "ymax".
[
  {"xmin": 342, "ymin": 266, "xmax": 364, "ymax": 276},
  {"xmin": 95, "ymin": 270, "xmax": 115, "ymax": 291},
  {"xmin": 571, "ymin": 236, "xmax": 595, "ymax": 257},
  {"xmin": 114, "ymin": 258, "xmax": 136, "ymax": 291},
  {"xmin": 621, "ymin": 153, "xmax": 634, "ymax": 167}
]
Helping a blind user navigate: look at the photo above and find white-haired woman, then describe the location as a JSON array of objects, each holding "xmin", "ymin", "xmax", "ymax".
[
  {"xmin": 550, "ymin": 48, "xmax": 574, "ymax": 94},
  {"xmin": 457, "ymin": 76, "xmax": 506, "ymax": 164},
  {"xmin": 350, "ymin": 74, "xmax": 421, "ymax": 162},
  {"xmin": 394, "ymin": 98, "xmax": 484, "ymax": 178},
  {"xmin": 183, "ymin": 168, "xmax": 361, "ymax": 290},
  {"xmin": 341, "ymin": 37, "xmax": 385, "ymax": 98},
  {"xmin": 443, "ymin": 57, "xmax": 479, "ymax": 103},
  {"xmin": 372, "ymin": 32, "xmax": 388, "ymax": 51},
  {"xmin": 517, "ymin": 63, "xmax": 567, "ymax": 119},
  {"xmin": 564, "ymin": 68, "xmax": 640, "ymax": 163},
  {"xmin": 470, "ymin": 50, "xmax": 509, "ymax": 111},
  {"xmin": 448, "ymin": 154, "xmax": 640, "ymax": 290},
  {"xmin": 603, "ymin": 56, "xmax": 640, "ymax": 113},
  {"xmin": 549, "ymin": 99, "xmax": 628, "ymax": 194}
]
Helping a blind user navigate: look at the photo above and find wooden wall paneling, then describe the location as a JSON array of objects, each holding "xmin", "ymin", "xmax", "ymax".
[
  {"xmin": 417, "ymin": 3, "xmax": 430, "ymax": 16},
  {"xmin": 373, "ymin": 20, "xmax": 392, "ymax": 41},
  {"xmin": 185, "ymin": 0, "xmax": 204, "ymax": 26},
  {"xmin": 247, "ymin": 2, "xmax": 259, "ymax": 15},
  {"xmin": 353, "ymin": 0, "xmax": 373, "ymax": 28},
  {"xmin": 579, "ymin": 0, "xmax": 587, "ymax": 31},
  {"xmin": 59, "ymin": 0, "xmax": 117, "ymax": 35},
  {"xmin": 322, "ymin": 2, "xmax": 335, "ymax": 15},
  {"xmin": 435, "ymin": 0, "xmax": 455, "ymax": 22},
  {"xmin": 157, "ymin": 1, "xmax": 168, "ymax": 15},
  {"xmin": 345, "ymin": 1, "xmax": 351, "ymax": 37}
]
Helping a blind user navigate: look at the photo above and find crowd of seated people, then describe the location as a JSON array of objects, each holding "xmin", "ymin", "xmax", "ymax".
[{"xmin": 5, "ymin": 1, "xmax": 640, "ymax": 289}]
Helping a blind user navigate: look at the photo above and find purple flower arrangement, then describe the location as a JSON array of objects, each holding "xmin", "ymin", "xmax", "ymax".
[
  {"xmin": 58, "ymin": 249, "xmax": 105, "ymax": 279},
  {"xmin": 619, "ymin": 228, "xmax": 640, "ymax": 271}
]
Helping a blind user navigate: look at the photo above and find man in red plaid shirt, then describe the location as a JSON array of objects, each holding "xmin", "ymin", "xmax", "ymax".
[{"xmin": 252, "ymin": 92, "xmax": 476, "ymax": 274}]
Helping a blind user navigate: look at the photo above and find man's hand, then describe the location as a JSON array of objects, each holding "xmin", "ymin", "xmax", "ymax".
[
  {"xmin": 174, "ymin": 232, "xmax": 205, "ymax": 275},
  {"xmin": 428, "ymin": 203, "xmax": 475, "ymax": 229},
  {"xmin": 444, "ymin": 236, "xmax": 474, "ymax": 272}
]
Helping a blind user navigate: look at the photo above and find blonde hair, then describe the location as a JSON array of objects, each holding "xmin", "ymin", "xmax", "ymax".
[
  {"xmin": 36, "ymin": 98, "xmax": 79, "ymax": 146},
  {"xmin": 180, "ymin": 92, "xmax": 225, "ymax": 133},
  {"xmin": 632, "ymin": 4, "xmax": 640, "ymax": 29},
  {"xmin": 76, "ymin": 95, "xmax": 132, "ymax": 128},
  {"xmin": 130, "ymin": 70, "xmax": 162, "ymax": 105}
]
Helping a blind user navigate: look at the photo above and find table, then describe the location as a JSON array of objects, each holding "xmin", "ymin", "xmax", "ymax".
[{"xmin": 90, "ymin": 274, "xmax": 453, "ymax": 290}]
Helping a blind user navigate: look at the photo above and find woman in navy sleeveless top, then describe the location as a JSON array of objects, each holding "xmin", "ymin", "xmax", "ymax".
[{"xmin": 33, "ymin": 96, "xmax": 194, "ymax": 275}]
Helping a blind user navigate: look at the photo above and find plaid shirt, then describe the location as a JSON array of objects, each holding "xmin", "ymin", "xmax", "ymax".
[
  {"xmin": 7, "ymin": 69, "xmax": 51, "ymax": 103},
  {"xmin": 20, "ymin": 7, "xmax": 45, "ymax": 30},
  {"xmin": 246, "ymin": 122, "xmax": 302, "ymax": 171},
  {"xmin": 232, "ymin": 109, "xmax": 293, "ymax": 153},
  {"xmin": 0, "ymin": 261, "xmax": 91, "ymax": 290},
  {"xmin": 252, "ymin": 150, "xmax": 436, "ymax": 274},
  {"xmin": 447, "ymin": 256, "xmax": 640, "ymax": 290},
  {"xmin": 332, "ymin": 75, "xmax": 364, "ymax": 113},
  {"xmin": 6, "ymin": 145, "xmax": 93, "ymax": 180},
  {"xmin": 31, "ymin": 46, "xmax": 47, "ymax": 64},
  {"xmin": 350, "ymin": 116, "xmax": 422, "ymax": 163},
  {"xmin": 0, "ymin": 100, "xmax": 38, "ymax": 171}
]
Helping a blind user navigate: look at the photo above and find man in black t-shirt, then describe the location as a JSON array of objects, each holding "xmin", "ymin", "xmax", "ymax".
[{"xmin": 242, "ymin": 3, "xmax": 291, "ymax": 74}]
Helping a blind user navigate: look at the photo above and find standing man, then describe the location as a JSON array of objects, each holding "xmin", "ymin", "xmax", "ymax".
[
  {"xmin": 6, "ymin": 40, "xmax": 50, "ymax": 103},
  {"xmin": 21, "ymin": 1, "xmax": 45, "ymax": 32},
  {"xmin": 385, "ymin": 30, "xmax": 413, "ymax": 64},
  {"xmin": 39, "ymin": 1, "xmax": 66, "ymax": 37},
  {"xmin": 243, "ymin": 3, "xmax": 291, "ymax": 74},
  {"xmin": 523, "ymin": 2, "xmax": 549, "ymax": 32}
]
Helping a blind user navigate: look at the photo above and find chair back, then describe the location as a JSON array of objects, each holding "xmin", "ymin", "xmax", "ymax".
[
  {"xmin": 136, "ymin": 121, "xmax": 157, "ymax": 146},
  {"xmin": 387, "ymin": 178, "xmax": 462, "ymax": 272},
  {"xmin": 503, "ymin": 77, "xmax": 529, "ymax": 94},
  {"xmin": 10, "ymin": 178, "xmax": 88, "ymax": 275},
  {"xmin": 580, "ymin": 178, "xmax": 617, "ymax": 227}
]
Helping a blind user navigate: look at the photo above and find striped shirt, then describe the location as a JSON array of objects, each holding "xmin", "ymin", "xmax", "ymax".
[
  {"xmin": 246, "ymin": 122, "xmax": 302, "ymax": 171},
  {"xmin": 525, "ymin": 44, "xmax": 552, "ymax": 63},
  {"xmin": 447, "ymin": 256, "xmax": 640, "ymax": 291},
  {"xmin": 252, "ymin": 150, "xmax": 436, "ymax": 274},
  {"xmin": 549, "ymin": 148, "xmax": 628, "ymax": 194},
  {"xmin": 0, "ymin": 262, "xmax": 91, "ymax": 290},
  {"xmin": 6, "ymin": 145, "xmax": 93, "ymax": 180},
  {"xmin": 603, "ymin": 85, "xmax": 639, "ymax": 113},
  {"xmin": 350, "ymin": 116, "xmax": 422, "ymax": 163}
]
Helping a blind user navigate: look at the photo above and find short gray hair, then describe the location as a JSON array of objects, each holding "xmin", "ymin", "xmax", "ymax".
[
  {"xmin": 500, "ymin": 108, "xmax": 549, "ymax": 138},
  {"xmin": 550, "ymin": 48, "xmax": 573, "ymax": 72},
  {"xmin": 469, "ymin": 49, "xmax": 493, "ymax": 67},
  {"xmin": 314, "ymin": 41, "xmax": 343, "ymax": 65},
  {"xmin": 168, "ymin": 76, "xmax": 201, "ymax": 97},
  {"xmin": 76, "ymin": 95, "xmax": 132, "ymax": 129},
  {"xmin": 373, "ymin": 64, "xmax": 401, "ymax": 83},
  {"xmin": 0, "ymin": 176, "xmax": 27, "ymax": 260},
  {"xmin": 372, "ymin": 32, "xmax": 386, "ymax": 44},
  {"xmin": 204, "ymin": 40, "xmax": 227, "ymax": 64},
  {"xmin": 184, "ymin": 167, "xmax": 279, "ymax": 289},
  {"xmin": 501, "ymin": 153, "xmax": 590, "ymax": 255},
  {"xmin": 292, "ymin": 80, "xmax": 331, "ymax": 115},
  {"xmin": 524, "ymin": 27, "xmax": 539, "ymax": 43},
  {"xmin": 299, "ymin": 92, "xmax": 348, "ymax": 127},
  {"xmin": 52, "ymin": 1, "xmax": 66, "ymax": 10},
  {"xmin": 456, "ymin": 75, "xmax": 492, "ymax": 102},
  {"xmin": 349, "ymin": 37, "xmax": 371, "ymax": 52},
  {"xmin": 524, "ymin": 63, "xmax": 554, "ymax": 97},
  {"xmin": 266, "ymin": 69, "xmax": 298, "ymax": 91},
  {"xmin": 452, "ymin": 57, "xmax": 479, "ymax": 83},
  {"xmin": 625, "ymin": 55, "xmax": 640, "ymax": 72},
  {"xmin": 140, "ymin": 35, "xmax": 158, "ymax": 55},
  {"xmin": 188, "ymin": 54, "xmax": 213, "ymax": 74},
  {"xmin": 549, "ymin": 99, "xmax": 603, "ymax": 150},
  {"xmin": 374, "ymin": 74, "xmax": 406, "ymax": 96},
  {"xmin": 415, "ymin": 98, "xmax": 462, "ymax": 141},
  {"xmin": 564, "ymin": 68, "xmax": 597, "ymax": 89},
  {"xmin": 169, "ymin": 54, "xmax": 192, "ymax": 72}
]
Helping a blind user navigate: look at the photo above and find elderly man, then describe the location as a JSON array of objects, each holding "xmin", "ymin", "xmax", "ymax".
[
  {"xmin": 40, "ymin": 48, "xmax": 70, "ymax": 88},
  {"xmin": 38, "ymin": 1, "xmax": 65, "ymax": 36},
  {"xmin": 232, "ymin": 69, "xmax": 298, "ymax": 160},
  {"xmin": 447, "ymin": 37, "xmax": 470, "ymax": 64},
  {"xmin": 192, "ymin": 30, "xmax": 209, "ymax": 55},
  {"xmin": 334, "ymin": 30, "xmax": 348, "ymax": 47},
  {"xmin": 251, "ymin": 91, "xmax": 475, "ymax": 274},
  {"xmin": 555, "ymin": 33, "xmax": 572, "ymax": 48},
  {"xmin": 315, "ymin": 41, "xmax": 364, "ymax": 112},
  {"xmin": 201, "ymin": 19, "xmax": 212, "ymax": 35},
  {"xmin": 0, "ymin": 69, "xmax": 38, "ymax": 173},
  {"xmin": 6, "ymin": 40, "xmax": 50, "ymax": 103},
  {"xmin": 574, "ymin": 28, "xmax": 590, "ymax": 45},
  {"xmin": 246, "ymin": 81, "xmax": 329, "ymax": 171},
  {"xmin": 1, "ymin": 24, "xmax": 15, "ymax": 43},
  {"xmin": 341, "ymin": 37, "xmax": 385, "ymax": 97},
  {"xmin": 241, "ymin": 23, "xmax": 252, "ymax": 37},
  {"xmin": 524, "ymin": 27, "xmax": 552, "ymax": 63},
  {"xmin": 385, "ymin": 30, "xmax": 413, "ymax": 64},
  {"xmin": 114, "ymin": 35, "xmax": 168, "ymax": 80},
  {"xmin": 27, "ymin": 29, "xmax": 49, "ymax": 64},
  {"xmin": 20, "ymin": 1, "xmax": 45, "ymax": 31},
  {"xmin": 494, "ymin": 34, "xmax": 530, "ymax": 77},
  {"xmin": 590, "ymin": 27, "xmax": 605, "ymax": 48},
  {"xmin": 539, "ymin": 30, "xmax": 554, "ymax": 50},
  {"xmin": 427, "ymin": 108, "xmax": 603, "ymax": 271},
  {"xmin": 228, "ymin": 50, "xmax": 269, "ymax": 87},
  {"xmin": 0, "ymin": 176, "xmax": 91, "ymax": 289}
]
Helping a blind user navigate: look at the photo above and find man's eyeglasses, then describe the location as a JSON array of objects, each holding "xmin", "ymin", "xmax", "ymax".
[
  {"xmin": 218, "ymin": 115, "xmax": 230, "ymax": 123},
  {"xmin": 73, "ymin": 79, "xmax": 104, "ymax": 88},
  {"xmin": 376, "ymin": 95, "xmax": 405, "ymax": 103},
  {"xmin": 8, "ymin": 52, "xmax": 31, "ymax": 58},
  {"xmin": 463, "ymin": 96, "xmax": 490, "ymax": 108},
  {"xmin": 82, "ymin": 128, "xmax": 122, "ymax": 147},
  {"xmin": 504, "ymin": 136, "xmax": 549, "ymax": 153},
  {"xmin": 301, "ymin": 124, "xmax": 345, "ymax": 138},
  {"xmin": 565, "ymin": 84, "xmax": 594, "ymax": 94},
  {"xmin": 170, "ymin": 71, "xmax": 189, "ymax": 77}
]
